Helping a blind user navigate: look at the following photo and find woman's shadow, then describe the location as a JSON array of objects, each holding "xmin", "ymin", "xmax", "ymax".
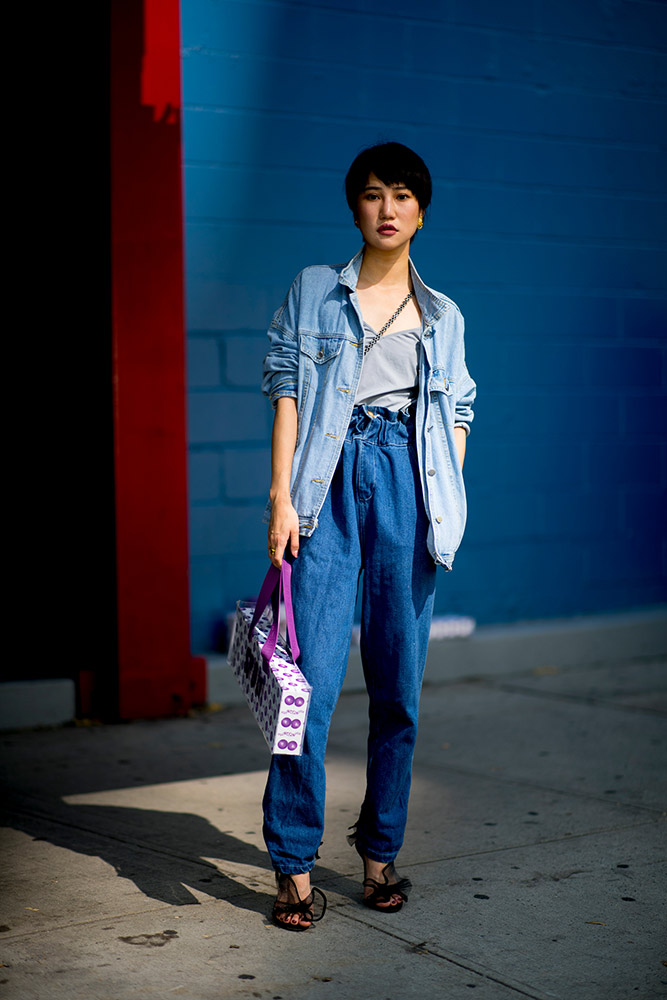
[{"xmin": 6, "ymin": 802, "xmax": 358, "ymax": 916}]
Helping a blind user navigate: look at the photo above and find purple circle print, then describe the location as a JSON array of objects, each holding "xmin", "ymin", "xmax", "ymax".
[
  {"xmin": 288, "ymin": 741, "xmax": 297, "ymax": 751},
  {"xmin": 291, "ymin": 719, "xmax": 301, "ymax": 729},
  {"xmin": 277, "ymin": 739, "xmax": 288, "ymax": 750},
  {"xmin": 284, "ymin": 696, "xmax": 294, "ymax": 706},
  {"xmin": 281, "ymin": 717, "xmax": 291, "ymax": 728},
  {"xmin": 294, "ymin": 697, "xmax": 305, "ymax": 707}
]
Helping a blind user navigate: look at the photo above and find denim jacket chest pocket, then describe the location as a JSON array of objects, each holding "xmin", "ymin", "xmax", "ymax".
[
  {"xmin": 299, "ymin": 334, "xmax": 345, "ymax": 366},
  {"xmin": 297, "ymin": 335, "xmax": 347, "ymax": 442}
]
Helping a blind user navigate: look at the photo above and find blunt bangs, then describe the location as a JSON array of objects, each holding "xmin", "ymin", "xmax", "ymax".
[{"xmin": 345, "ymin": 142, "xmax": 432, "ymax": 215}]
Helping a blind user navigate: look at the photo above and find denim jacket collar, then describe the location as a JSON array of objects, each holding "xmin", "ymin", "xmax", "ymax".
[{"xmin": 338, "ymin": 247, "xmax": 451, "ymax": 327}]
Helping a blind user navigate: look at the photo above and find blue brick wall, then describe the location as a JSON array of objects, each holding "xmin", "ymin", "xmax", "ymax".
[{"xmin": 182, "ymin": 0, "xmax": 667, "ymax": 651}]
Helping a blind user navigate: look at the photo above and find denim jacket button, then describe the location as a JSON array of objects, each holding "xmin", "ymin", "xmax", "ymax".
[
  {"xmin": 436, "ymin": 516, "xmax": 443, "ymax": 523},
  {"xmin": 427, "ymin": 468, "xmax": 436, "ymax": 476}
]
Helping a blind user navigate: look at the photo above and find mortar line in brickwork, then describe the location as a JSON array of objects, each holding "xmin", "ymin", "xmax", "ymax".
[
  {"xmin": 186, "ymin": 215, "xmax": 350, "ymax": 231},
  {"xmin": 185, "ymin": 205, "xmax": 667, "ymax": 232},
  {"xmin": 187, "ymin": 2, "xmax": 667, "ymax": 55},
  {"xmin": 184, "ymin": 153, "xmax": 664, "ymax": 178},
  {"xmin": 182, "ymin": 105, "xmax": 667, "ymax": 151},
  {"xmin": 184, "ymin": 89, "xmax": 667, "ymax": 125},
  {"xmin": 188, "ymin": 386, "xmax": 262, "ymax": 394},
  {"xmin": 185, "ymin": 164, "xmax": 667, "ymax": 201},
  {"xmin": 184, "ymin": 219, "xmax": 667, "ymax": 252},
  {"xmin": 184, "ymin": 160, "xmax": 343, "ymax": 178},
  {"xmin": 182, "ymin": 49, "xmax": 667, "ymax": 102},
  {"xmin": 439, "ymin": 283, "xmax": 667, "ymax": 297},
  {"xmin": 185, "ymin": 188, "xmax": 665, "ymax": 213},
  {"xmin": 186, "ymin": 41, "xmax": 667, "ymax": 80},
  {"xmin": 188, "ymin": 331, "xmax": 260, "ymax": 342},
  {"xmin": 434, "ymin": 180, "xmax": 667, "ymax": 199}
]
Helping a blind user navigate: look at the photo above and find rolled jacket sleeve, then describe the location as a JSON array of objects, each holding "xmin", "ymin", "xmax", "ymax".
[
  {"xmin": 262, "ymin": 277, "xmax": 301, "ymax": 407},
  {"xmin": 454, "ymin": 366, "xmax": 476, "ymax": 435},
  {"xmin": 262, "ymin": 325, "xmax": 298, "ymax": 407}
]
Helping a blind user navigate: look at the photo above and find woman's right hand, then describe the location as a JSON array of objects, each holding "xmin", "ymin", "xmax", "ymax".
[
  {"xmin": 268, "ymin": 397, "xmax": 299, "ymax": 567},
  {"xmin": 268, "ymin": 495, "xmax": 300, "ymax": 568}
]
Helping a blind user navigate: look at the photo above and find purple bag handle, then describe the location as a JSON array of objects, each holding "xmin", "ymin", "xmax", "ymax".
[{"xmin": 249, "ymin": 561, "xmax": 300, "ymax": 664}]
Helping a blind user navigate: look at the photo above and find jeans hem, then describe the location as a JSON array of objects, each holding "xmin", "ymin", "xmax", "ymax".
[
  {"xmin": 357, "ymin": 848, "xmax": 399, "ymax": 865},
  {"xmin": 271, "ymin": 862, "xmax": 315, "ymax": 876}
]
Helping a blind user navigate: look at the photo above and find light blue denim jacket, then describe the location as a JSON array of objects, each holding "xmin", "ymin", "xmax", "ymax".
[{"xmin": 262, "ymin": 248, "xmax": 476, "ymax": 569}]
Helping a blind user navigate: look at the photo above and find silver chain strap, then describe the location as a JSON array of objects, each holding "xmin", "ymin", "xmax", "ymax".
[{"xmin": 363, "ymin": 291, "xmax": 414, "ymax": 356}]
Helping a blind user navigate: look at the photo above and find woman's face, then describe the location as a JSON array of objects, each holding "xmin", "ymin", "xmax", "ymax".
[{"xmin": 355, "ymin": 172, "xmax": 422, "ymax": 252}]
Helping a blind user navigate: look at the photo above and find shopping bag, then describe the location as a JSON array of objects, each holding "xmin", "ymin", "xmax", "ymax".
[{"xmin": 228, "ymin": 560, "xmax": 311, "ymax": 755}]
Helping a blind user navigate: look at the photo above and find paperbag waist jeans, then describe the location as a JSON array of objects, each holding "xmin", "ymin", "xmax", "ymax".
[{"xmin": 262, "ymin": 405, "xmax": 437, "ymax": 874}]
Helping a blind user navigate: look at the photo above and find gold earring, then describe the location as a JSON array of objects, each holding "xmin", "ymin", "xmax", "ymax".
[
  {"xmin": 417, "ymin": 217, "xmax": 423, "ymax": 229},
  {"xmin": 354, "ymin": 219, "xmax": 360, "ymax": 227}
]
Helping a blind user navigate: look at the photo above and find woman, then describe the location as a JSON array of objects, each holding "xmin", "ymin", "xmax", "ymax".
[{"xmin": 261, "ymin": 142, "xmax": 476, "ymax": 930}]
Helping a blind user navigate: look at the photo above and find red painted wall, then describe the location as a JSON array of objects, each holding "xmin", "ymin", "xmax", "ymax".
[{"xmin": 110, "ymin": 0, "xmax": 204, "ymax": 717}]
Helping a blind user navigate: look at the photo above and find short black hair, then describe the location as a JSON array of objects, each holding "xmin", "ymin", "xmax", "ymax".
[{"xmin": 345, "ymin": 142, "xmax": 432, "ymax": 217}]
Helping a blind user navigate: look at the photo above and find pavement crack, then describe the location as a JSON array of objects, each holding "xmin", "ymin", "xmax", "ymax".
[
  {"xmin": 332, "ymin": 905, "xmax": 561, "ymax": 1000},
  {"xmin": 415, "ymin": 651, "xmax": 666, "ymax": 694},
  {"xmin": 420, "ymin": 761, "xmax": 666, "ymax": 815},
  {"xmin": 0, "ymin": 904, "xmax": 172, "ymax": 941},
  {"xmin": 481, "ymin": 680, "xmax": 667, "ymax": 716},
  {"xmin": 391, "ymin": 816, "xmax": 665, "ymax": 870}
]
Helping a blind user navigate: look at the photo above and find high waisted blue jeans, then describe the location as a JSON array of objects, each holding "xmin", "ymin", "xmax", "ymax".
[{"xmin": 262, "ymin": 405, "xmax": 437, "ymax": 874}]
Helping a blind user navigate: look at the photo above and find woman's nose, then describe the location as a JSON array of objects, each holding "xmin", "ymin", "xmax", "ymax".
[{"xmin": 380, "ymin": 196, "xmax": 395, "ymax": 218}]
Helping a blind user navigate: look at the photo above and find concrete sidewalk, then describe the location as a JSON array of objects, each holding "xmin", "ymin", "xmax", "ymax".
[{"xmin": 1, "ymin": 612, "xmax": 666, "ymax": 1000}]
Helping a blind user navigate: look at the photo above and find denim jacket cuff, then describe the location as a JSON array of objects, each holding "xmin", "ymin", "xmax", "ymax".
[{"xmin": 269, "ymin": 386, "xmax": 298, "ymax": 408}]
